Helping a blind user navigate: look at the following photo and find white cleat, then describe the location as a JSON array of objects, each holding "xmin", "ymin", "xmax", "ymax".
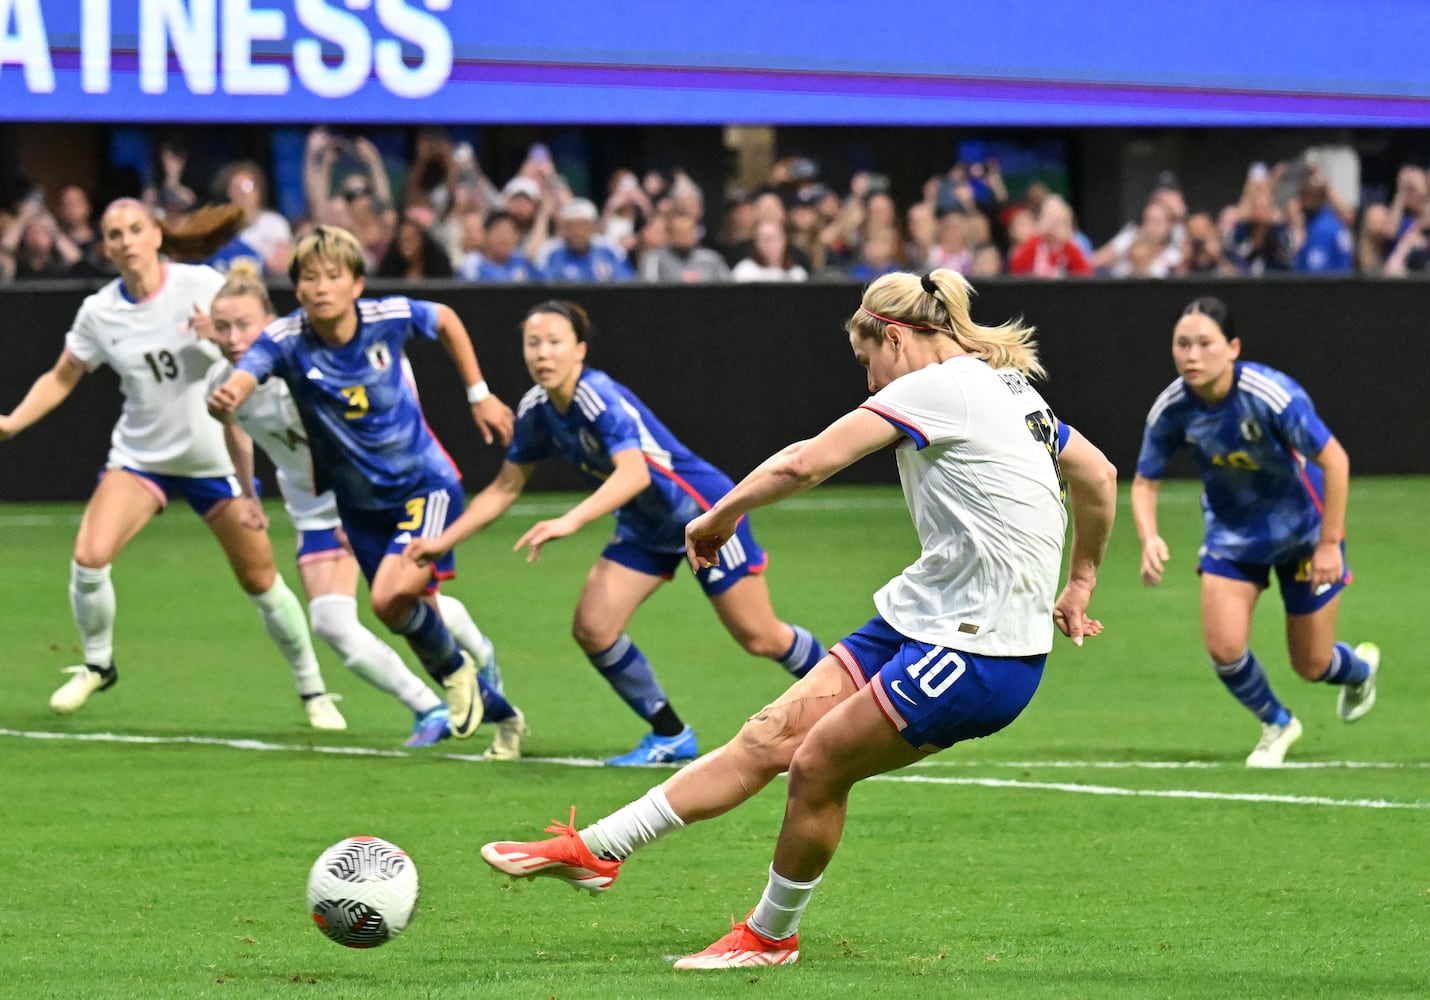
[
  {"xmin": 1338, "ymin": 643, "xmax": 1379, "ymax": 723},
  {"xmin": 483, "ymin": 708, "xmax": 528, "ymax": 761},
  {"xmin": 1246, "ymin": 715, "xmax": 1303, "ymax": 768},
  {"xmin": 303, "ymin": 692, "xmax": 347, "ymax": 731},
  {"xmin": 443, "ymin": 651, "xmax": 482, "ymax": 739},
  {"xmin": 50, "ymin": 664, "xmax": 117, "ymax": 714}
]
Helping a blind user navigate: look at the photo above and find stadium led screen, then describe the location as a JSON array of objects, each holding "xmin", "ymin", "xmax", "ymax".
[{"xmin": 3, "ymin": 1, "xmax": 1430, "ymax": 125}]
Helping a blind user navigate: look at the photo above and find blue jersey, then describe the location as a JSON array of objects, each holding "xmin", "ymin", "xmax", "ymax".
[
  {"xmin": 1136, "ymin": 361, "xmax": 1333, "ymax": 565},
  {"xmin": 239, "ymin": 296, "xmax": 460, "ymax": 511},
  {"xmin": 508, "ymin": 368, "xmax": 729, "ymax": 552}
]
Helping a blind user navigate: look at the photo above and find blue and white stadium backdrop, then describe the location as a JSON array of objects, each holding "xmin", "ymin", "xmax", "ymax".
[{"xmin": 3, "ymin": 1, "xmax": 1430, "ymax": 125}]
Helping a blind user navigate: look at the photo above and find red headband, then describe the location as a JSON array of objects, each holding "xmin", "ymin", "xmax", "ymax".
[{"xmin": 858, "ymin": 305, "xmax": 936, "ymax": 330}]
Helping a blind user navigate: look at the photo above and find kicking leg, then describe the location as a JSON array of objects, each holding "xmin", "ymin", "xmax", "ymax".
[{"xmin": 480, "ymin": 656, "xmax": 856, "ymax": 892}]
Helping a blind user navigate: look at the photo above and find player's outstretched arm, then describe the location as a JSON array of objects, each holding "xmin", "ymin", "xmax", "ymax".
[
  {"xmin": 405, "ymin": 460, "xmax": 533, "ymax": 565},
  {"xmin": 1054, "ymin": 427, "xmax": 1117, "ymax": 645},
  {"xmin": 207, "ymin": 370, "xmax": 258, "ymax": 420},
  {"xmin": 433, "ymin": 303, "xmax": 514, "ymax": 447},
  {"xmin": 687, "ymin": 409, "xmax": 896, "ymax": 568},
  {"xmin": 0, "ymin": 352, "xmax": 86, "ymax": 441},
  {"xmin": 515, "ymin": 448, "xmax": 650, "ymax": 562}
]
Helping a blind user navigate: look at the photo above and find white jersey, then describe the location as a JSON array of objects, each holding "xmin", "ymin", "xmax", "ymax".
[
  {"xmin": 207, "ymin": 360, "xmax": 339, "ymax": 532},
  {"xmin": 64, "ymin": 264, "xmax": 232, "ymax": 477},
  {"xmin": 861, "ymin": 357, "xmax": 1068, "ymax": 656}
]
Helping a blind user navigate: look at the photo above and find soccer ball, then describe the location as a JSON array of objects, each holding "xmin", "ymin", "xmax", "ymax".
[{"xmin": 306, "ymin": 836, "xmax": 419, "ymax": 948}]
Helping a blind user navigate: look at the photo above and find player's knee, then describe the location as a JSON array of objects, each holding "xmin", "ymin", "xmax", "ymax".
[
  {"xmin": 786, "ymin": 738, "xmax": 845, "ymax": 802},
  {"xmin": 1206, "ymin": 640, "xmax": 1246, "ymax": 667},
  {"xmin": 571, "ymin": 614, "xmax": 616, "ymax": 654},
  {"xmin": 730, "ymin": 704, "xmax": 801, "ymax": 779},
  {"xmin": 309, "ymin": 597, "xmax": 358, "ymax": 651},
  {"xmin": 735, "ymin": 626, "xmax": 787, "ymax": 660},
  {"xmin": 368, "ymin": 591, "xmax": 407, "ymax": 628},
  {"xmin": 234, "ymin": 564, "xmax": 277, "ymax": 595},
  {"xmin": 71, "ymin": 546, "xmax": 112, "ymax": 571}
]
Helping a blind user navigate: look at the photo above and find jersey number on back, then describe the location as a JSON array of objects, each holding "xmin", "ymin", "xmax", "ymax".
[{"xmin": 1025, "ymin": 409, "xmax": 1066, "ymax": 501}]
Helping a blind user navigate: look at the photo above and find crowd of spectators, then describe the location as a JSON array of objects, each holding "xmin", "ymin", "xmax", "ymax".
[{"xmin": 3, "ymin": 126, "xmax": 1428, "ymax": 286}]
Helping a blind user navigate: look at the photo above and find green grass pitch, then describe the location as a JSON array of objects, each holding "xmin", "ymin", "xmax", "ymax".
[{"xmin": 0, "ymin": 480, "xmax": 1426, "ymax": 998}]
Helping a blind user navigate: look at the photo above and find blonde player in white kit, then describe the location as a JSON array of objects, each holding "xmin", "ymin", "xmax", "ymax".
[
  {"xmin": 0, "ymin": 199, "xmax": 342, "ymax": 728},
  {"xmin": 478, "ymin": 268, "xmax": 1118, "ymax": 968},
  {"xmin": 202, "ymin": 261, "xmax": 513, "ymax": 754}
]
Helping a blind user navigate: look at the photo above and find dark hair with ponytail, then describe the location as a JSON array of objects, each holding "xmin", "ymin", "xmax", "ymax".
[
  {"xmin": 1181, "ymin": 296, "xmax": 1235, "ymax": 340},
  {"xmin": 525, "ymin": 300, "xmax": 594, "ymax": 341}
]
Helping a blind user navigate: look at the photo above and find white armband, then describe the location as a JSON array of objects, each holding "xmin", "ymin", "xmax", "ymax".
[{"xmin": 465, "ymin": 380, "xmax": 491, "ymax": 404}]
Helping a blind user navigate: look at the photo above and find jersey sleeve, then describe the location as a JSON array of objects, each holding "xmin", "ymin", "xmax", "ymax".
[
  {"xmin": 62, "ymin": 299, "xmax": 103, "ymax": 370},
  {"xmin": 1268, "ymin": 375, "xmax": 1333, "ymax": 457},
  {"xmin": 406, "ymin": 299, "xmax": 441, "ymax": 342},
  {"xmin": 1135, "ymin": 404, "xmax": 1182, "ymax": 479},
  {"xmin": 237, "ymin": 333, "xmax": 280, "ymax": 382},
  {"xmin": 1055, "ymin": 418, "xmax": 1072, "ymax": 454},
  {"xmin": 587, "ymin": 381, "xmax": 644, "ymax": 455},
  {"xmin": 860, "ymin": 365, "xmax": 968, "ymax": 449},
  {"xmin": 505, "ymin": 401, "xmax": 550, "ymax": 465},
  {"xmin": 191, "ymin": 264, "xmax": 227, "ymax": 303}
]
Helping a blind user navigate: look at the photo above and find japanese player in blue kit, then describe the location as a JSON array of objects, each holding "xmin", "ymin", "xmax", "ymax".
[
  {"xmin": 404, "ymin": 300, "xmax": 827, "ymax": 765},
  {"xmin": 208, "ymin": 225, "xmax": 523, "ymax": 746},
  {"xmin": 1132, "ymin": 297, "xmax": 1379, "ymax": 767}
]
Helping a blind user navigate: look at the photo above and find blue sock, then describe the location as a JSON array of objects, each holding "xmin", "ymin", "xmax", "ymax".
[
  {"xmin": 589, "ymin": 634, "xmax": 669, "ymax": 722},
  {"xmin": 479, "ymin": 677, "xmax": 517, "ymax": 722},
  {"xmin": 778, "ymin": 624, "xmax": 825, "ymax": 678},
  {"xmin": 393, "ymin": 601, "xmax": 463, "ymax": 679},
  {"xmin": 1214, "ymin": 649, "xmax": 1291, "ymax": 725},
  {"xmin": 1319, "ymin": 641, "xmax": 1370, "ymax": 686}
]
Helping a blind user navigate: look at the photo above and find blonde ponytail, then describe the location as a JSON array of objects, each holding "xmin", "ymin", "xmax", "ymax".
[
  {"xmin": 845, "ymin": 268, "xmax": 1045, "ymax": 379},
  {"xmin": 213, "ymin": 256, "xmax": 274, "ymax": 315}
]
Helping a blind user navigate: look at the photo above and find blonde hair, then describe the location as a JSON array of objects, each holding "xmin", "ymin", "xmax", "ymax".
[
  {"xmin": 213, "ymin": 257, "xmax": 274, "ymax": 315},
  {"xmin": 289, "ymin": 224, "xmax": 366, "ymax": 283},
  {"xmin": 844, "ymin": 268, "xmax": 1044, "ymax": 379}
]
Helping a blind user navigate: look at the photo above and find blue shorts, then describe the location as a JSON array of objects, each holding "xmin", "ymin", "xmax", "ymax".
[
  {"xmin": 296, "ymin": 527, "xmax": 346, "ymax": 564},
  {"xmin": 831, "ymin": 616, "xmax": 1045, "ymax": 752},
  {"xmin": 338, "ymin": 484, "xmax": 464, "ymax": 589},
  {"xmin": 601, "ymin": 513, "xmax": 767, "ymax": 597},
  {"xmin": 114, "ymin": 467, "xmax": 241, "ymax": 519},
  {"xmin": 1199, "ymin": 542, "xmax": 1348, "ymax": 615}
]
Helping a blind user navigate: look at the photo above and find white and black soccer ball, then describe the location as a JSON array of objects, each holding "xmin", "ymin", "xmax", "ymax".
[{"xmin": 307, "ymin": 836, "xmax": 419, "ymax": 948}]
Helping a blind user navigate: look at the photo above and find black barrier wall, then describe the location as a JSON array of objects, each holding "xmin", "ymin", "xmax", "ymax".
[{"xmin": 1, "ymin": 278, "xmax": 1426, "ymax": 502}]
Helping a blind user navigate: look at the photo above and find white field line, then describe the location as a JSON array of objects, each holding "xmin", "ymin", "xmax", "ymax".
[
  {"xmin": 2, "ymin": 728, "xmax": 1425, "ymax": 811},
  {"xmin": 879, "ymin": 774, "xmax": 1430, "ymax": 810}
]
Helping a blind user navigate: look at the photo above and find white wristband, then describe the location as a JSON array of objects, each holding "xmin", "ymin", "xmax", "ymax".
[{"xmin": 465, "ymin": 380, "xmax": 491, "ymax": 404}]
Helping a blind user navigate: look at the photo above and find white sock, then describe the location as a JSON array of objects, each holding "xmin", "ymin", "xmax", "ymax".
[
  {"xmin": 309, "ymin": 594, "xmax": 440, "ymax": 714},
  {"xmin": 249, "ymin": 578, "xmax": 325, "ymax": 697},
  {"xmin": 436, "ymin": 593, "xmax": 491, "ymax": 662},
  {"xmin": 580, "ymin": 786, "xmax": 685, "ymax": 861},
  {"xmin": 69, "ymin": 561, "xmax": 115, "ymax": 666},
  {"xmin": 748, "ymin": 865, "xmax": 821, "ymax": 941}
]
